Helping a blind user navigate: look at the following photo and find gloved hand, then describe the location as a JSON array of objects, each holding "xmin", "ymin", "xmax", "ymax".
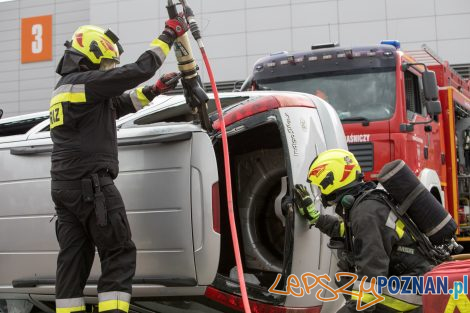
[
  {"xmin": 164, "ymin": 12, "xmax": 189, "ymax": 40},
  {"xmin": 294, "ymin": 184, "xmax": 320, "ymax": 227},
  {"xmin": 152, "ymin": 72, "xmax": 180, "ymax": 95}
]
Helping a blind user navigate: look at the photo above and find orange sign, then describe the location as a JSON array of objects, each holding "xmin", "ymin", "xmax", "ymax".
[{"xmin": 21, "ymin": 15, "xmax": 52, "ymax": 63}]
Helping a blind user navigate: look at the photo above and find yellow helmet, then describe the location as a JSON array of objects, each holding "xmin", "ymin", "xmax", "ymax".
[
  {"xmin": 70, "ymin": 25, "xmax": 123, "ymax": 65},
  {"xmin": 307, "ymin": 149, "xmax": 361, "ymax": 196}
]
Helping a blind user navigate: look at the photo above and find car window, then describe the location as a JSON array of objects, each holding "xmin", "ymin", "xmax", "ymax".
[
  {"xmin": 0, "ymin": 116, "xmax": 48, "ymax": 137},
  {"xmin": 133, "ymin": 97, "xmax": 249, "ymax": 125}
]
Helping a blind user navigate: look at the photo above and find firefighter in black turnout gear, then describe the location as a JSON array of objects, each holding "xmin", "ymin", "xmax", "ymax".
[
  {"xmin": 295, "ymin": 149, "xmax": 434, "ymax": 313},
  {"xmin": 50, "ymin": 18, "xmax": 188, "ymax": 313}
]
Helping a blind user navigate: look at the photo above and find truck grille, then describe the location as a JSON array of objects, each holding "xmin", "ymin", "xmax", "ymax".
[{"xmin": 347, "ymin": 143, "xmax": 374, "ymax": 172}]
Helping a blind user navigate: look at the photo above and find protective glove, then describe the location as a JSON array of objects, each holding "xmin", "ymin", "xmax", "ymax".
[
  {"xmin": 164, "ymin": 12, "xmax": 189, "ymax": 40},
  {"xmin": 152, "ymin": 72, "xmax": 180, "ymax": 95},
  {"xmin": 294, "ymin": 184, "xmax": 320, "ymax": 227}
]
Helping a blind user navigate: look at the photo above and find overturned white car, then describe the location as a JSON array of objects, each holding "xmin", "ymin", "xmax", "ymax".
[{"xmin": 0, "ymin": 91, "xmax": 347, "ymax": 313}]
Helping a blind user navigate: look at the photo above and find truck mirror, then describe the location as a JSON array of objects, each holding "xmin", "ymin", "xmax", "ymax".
[
  {"xmin": 422, "ymin": 70, "xmax": 439, "ymax": 101},
  {"xmin": 426, "ymin": 100, "xmax": 442, "ymax": 116}
]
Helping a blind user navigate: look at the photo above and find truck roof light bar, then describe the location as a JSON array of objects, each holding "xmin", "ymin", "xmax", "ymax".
[{"xmin": 311, "ymin": 42, "xmax": 339, "ymax": 50}]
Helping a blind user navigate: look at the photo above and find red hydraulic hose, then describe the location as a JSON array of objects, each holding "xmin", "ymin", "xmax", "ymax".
[
  {"xmin": 176, "ymin": 1, "xmax": 252, "ymax": 310},
  {"xmin": 200, "ymin": 47, "xmax": 252, "ymax": 313}
]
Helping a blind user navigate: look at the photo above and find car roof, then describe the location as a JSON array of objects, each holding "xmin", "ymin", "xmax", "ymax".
[
  {"xmin": 117, "ymin": 90, "xmax": 320, "ymax": 125},
  {"xmin": 0, "ymin": 111, "xmax": 49, "ymax": 125}
]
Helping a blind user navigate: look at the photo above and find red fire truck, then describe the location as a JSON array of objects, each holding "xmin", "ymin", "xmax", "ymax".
[{"xmin": 242, "ymin": 41, "xmax": 470, "ymax": 242}]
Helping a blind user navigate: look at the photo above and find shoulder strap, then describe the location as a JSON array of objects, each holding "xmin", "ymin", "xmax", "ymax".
[{"xmin": 374, "ymin": 190, "xmax": 447, "ymax": 264}]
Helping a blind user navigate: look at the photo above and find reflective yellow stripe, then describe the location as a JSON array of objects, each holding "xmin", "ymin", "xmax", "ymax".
[
  {"xmin": 56, "ymin": 306, "xmax": 86, "ymax": 313},
  {"xmin": 129, "ymin": 87, "xmax": 151, "ymax": 110},
  {"xmin": 352, "ymin": 291, "xmax": 419, "ymax": 312},
  {"xmin": 136, "ymin": 87, "xmax": 150, "ymax": 107},
  {"xmin": 50, "ymin": 92, "xmax": 86, "ymax": 105},
  {"xmin": 396, "ymin": 220, "xmax": 405, "ymax": 239},
  {"xmin": 339, "ymin": 221, "xmax": 345, "ymax": 237},
  {"xmin": 98, "ymin": 300, "xmax": 129, "ymax": 313},
  {"xmin": 150, "ymin": 38, "xmax": 170, "ymax": 56}
]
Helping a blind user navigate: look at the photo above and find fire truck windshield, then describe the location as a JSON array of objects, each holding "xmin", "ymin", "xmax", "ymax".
[{"xmin": 256, "ymin": 70, "xmax": 396, "ymax": 122}]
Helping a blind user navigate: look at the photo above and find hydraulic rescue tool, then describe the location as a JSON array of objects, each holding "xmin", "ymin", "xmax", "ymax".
[
  {"xmin": 166, "ymin": 2, "xmax": 211, "ymax": 132},
  {"xmin": 166, "ymin": 1, "xmax": 252, "ymax": 312}
]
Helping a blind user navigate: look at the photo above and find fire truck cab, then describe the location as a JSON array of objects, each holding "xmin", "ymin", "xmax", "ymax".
[{"xmin": 242, "ymin": 41, "xmax": 470, "ymax": 242}]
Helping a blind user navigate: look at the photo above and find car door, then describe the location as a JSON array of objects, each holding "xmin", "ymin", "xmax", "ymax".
[{"xmin": 0, "ymin": 116, "xmax": 220, "ymax": 297}]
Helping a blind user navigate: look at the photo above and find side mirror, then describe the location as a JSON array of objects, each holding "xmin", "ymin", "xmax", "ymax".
[
  {"xmin": 422, "ymin": 70, "xmax": 439, "ymax": 101},
  {"xmin": 422, "ymin": 71, "xmax": 441, "ymax": 116},
  {"xmin": 426, "ymin": 100, "xmax": 442, "ymax": 116}
]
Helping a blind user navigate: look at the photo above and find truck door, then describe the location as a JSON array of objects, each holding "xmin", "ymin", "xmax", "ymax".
[
  {"xmin": 0, "ymin": 121, "xmax": 220, "ymax": 297},
  {"xmin": 404, "ymin": 70, "xmax": 439, "ymax": 172}
]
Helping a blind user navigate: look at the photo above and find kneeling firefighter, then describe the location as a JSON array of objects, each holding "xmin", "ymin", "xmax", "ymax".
[
  {"xmin": 50, "ymin": 18, "xmax": 188, "ymax": 313},
  {"xmin": 295, "ymin": 149, "xmax": 445, "ymax": 313}
]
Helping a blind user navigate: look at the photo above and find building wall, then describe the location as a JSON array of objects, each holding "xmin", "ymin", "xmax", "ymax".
[
  {"xmin": 1, "ymin": 0, "xmax": 470, "ymax": 117},
  {"xmin": 0, "ymin": 0, "xmax": 89, "ymax": 117}
]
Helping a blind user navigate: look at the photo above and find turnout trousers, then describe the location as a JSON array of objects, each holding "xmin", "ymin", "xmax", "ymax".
[{"xmin": 52, "ymin": 179, "xmax": 136, "ymax": 313}]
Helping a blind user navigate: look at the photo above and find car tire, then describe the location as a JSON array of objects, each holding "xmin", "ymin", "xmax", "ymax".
[{"xmin": 236, "ymin": 149, "xmax": 286, "ymax": 273}]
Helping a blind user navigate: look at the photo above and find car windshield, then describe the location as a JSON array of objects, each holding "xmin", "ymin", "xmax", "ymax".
[{"xmin": 257, "ymin": 70, "xmax": 396, "ymax": 122}]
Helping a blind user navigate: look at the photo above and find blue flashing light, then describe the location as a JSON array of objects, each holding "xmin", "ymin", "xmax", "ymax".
[{"xmin": 381, "ymin": 40, "xmax": 401, "ymax": 49}]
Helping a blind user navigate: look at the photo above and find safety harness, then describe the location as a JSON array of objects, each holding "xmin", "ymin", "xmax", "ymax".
[{"xmin": 348, "ymin": 189, "xmax": 449, "ymax": 265}]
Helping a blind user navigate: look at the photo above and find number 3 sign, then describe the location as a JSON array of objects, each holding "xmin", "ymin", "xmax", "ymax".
[{"xmin": 21, "ymin": 15, "xmax": 52, "ymax": 63}]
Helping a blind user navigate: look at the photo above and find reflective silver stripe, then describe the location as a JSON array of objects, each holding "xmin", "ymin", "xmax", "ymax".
[
  {"xmin": 385, "ymin": 211, "xmax": 397, "ymax": 230},
  {"xmin": 378, "ymin": 160, "xmax": 406, "ymax": 182},
  {"xmin": 383, "ymin": 289, "xmax": 422, "ymax": 305},
  {"xmin": 51, "ymin": 84, "xmax": 85, "ymax": 97},
  {"xmin": 353, "ymin": 280, "xmax": 374, "ymax": 290},
  {"xmin": 56, "ymin": 298, "xmax": 85, "ymax": 308},
  {"xmin": 129, "ymin": 90, "xmax": 143, "ymax": 111},
  {"xmin": 98, "ymin": 291, "xmax": 131, "ymax": 303},
  {"xmin": 399, "ymin": 184, "xmax": 425, "ymax": 214},
  {"xmin": 149, "ymin": 46, "xmax": 167, "ymax": 64},
  {"xmin": 426, "ymin": 213, "xmax": 452, "ymax": 237}
]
